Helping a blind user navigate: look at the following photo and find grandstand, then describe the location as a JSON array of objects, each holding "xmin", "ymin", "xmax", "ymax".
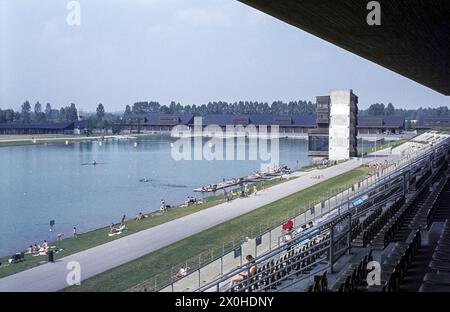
[{"xmin": 153, "ymin": 132, "xmax": 450, "ymax": 292}]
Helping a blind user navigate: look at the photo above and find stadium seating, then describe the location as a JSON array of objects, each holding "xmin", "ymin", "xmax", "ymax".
[
  {"xmin": 368, "ymin": 229, "xmax": 421, "ymax": 292},
  {"xmin": 353, "ymin": 197, "xmax": 405, "ymax": 248},
  {"xmin": 229, "ymin": 232, "xmax": 331, "ymax": 292},
  {"xmin": 420, "ymin": 220, "xmax": 450, "ymax": 291},
  {"xmin": 331, "ymin": 250, "xmax": 373, "ymax": 292}
]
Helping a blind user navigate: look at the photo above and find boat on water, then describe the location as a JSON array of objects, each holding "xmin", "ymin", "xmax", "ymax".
[{"xmin": 193, "ymin": 165, "xmax": 291, "ymax": 193}]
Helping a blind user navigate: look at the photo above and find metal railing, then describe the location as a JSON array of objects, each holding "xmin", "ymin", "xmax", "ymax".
[{"xmin": 127, "ymin": 135, "xmax": 450, "ymax": 292}]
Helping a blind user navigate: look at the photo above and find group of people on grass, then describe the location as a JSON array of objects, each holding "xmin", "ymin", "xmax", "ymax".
[
  {"xmin": 225, "ymin": 183, "xmax": 264, "ymax": 202},
  {"xmin": 27, "ymin": 240, "xmax": 49, "ymax": 255},
  {"xmin": 184, "ymin": 196, "xmax": 202, "ymax": 207}
]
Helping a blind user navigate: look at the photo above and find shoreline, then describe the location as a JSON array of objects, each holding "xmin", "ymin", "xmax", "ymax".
[
  {"xmin": 0, "ymin": 136, "xmax": 406, "ymax": 281},
  {"xmin": 0, "ymin": 173, "xmax": 298, "ymax": 258},
  {"xmin": 0, "ymin": 135, "xmax": 122, "ymax": 148},
  {"xmin": 0, "ymin": 166, "xmax": 306, "ymax": 276}
]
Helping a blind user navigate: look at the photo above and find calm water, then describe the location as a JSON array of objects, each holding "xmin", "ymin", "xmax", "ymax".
[{"xmin": 0, "ymin": 137, "xmax": 310, "ymax": 256}]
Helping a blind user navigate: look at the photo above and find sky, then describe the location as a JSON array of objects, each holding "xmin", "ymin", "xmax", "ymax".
[{"xmin": 0, "ymin": 0, "xmax": 448, "ymax": 113}]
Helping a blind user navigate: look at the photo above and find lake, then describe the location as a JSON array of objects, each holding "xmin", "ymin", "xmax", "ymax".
[{"xmin": 0, "ymin": 136, "xmax": 311, "ymax": 256}]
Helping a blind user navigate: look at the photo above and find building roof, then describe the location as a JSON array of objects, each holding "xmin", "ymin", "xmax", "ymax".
[
  {"xmin": 416, "ymin": 116, "xmax": 450, "ymax": 129},
  {"xmin": 73, "ymin": 120, "xmax": 87, "ymax": 129},
  {"xmin": 0, "ymin": 122, "xmax": 75, "ymax": 130},
  {"xmin": 357, "ymin": 116, "xmax": 405, "ymax": 129},
  {"xmin": 124, "ymin": 113, "xmax": 194, "ymax": 126},
  {"xmin": 201, "ymin": 114, "xmax": 316, "ymax": 127}
]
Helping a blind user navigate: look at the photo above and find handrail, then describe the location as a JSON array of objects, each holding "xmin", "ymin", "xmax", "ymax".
[{"xmin": 143, "ymin": 135, "xmax": 450, "ymax": 292}]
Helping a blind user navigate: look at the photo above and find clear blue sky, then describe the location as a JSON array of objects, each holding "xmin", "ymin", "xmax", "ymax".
[{"xmin": 1, "ymin": 0, "xmax": 448, "ymax": 112}]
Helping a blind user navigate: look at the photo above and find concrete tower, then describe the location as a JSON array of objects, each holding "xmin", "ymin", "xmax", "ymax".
[{"xmin": 328, "ymin": 90, "xmax": 358, "ymax": 161}]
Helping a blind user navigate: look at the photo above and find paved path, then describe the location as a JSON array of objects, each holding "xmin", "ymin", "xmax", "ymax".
[{"xmin": 0, "ymin": 158, "xmax": 371, "ymax": 292}]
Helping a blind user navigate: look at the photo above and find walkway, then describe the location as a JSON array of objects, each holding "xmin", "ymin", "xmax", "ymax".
[{"xmin": 0, "ymin": 155, "xmax": 392, "ymax": 292}]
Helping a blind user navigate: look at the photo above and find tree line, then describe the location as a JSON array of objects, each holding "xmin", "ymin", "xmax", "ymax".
[
  {"xmin": 0, "ymin": 101, "xmax": 79, "ymax": 124},
  {"xmin": 360, "ymin": 102, "xmax": 449, "ymax": 120},
  {"xmin": 0, "ymin": 102, "xmax": 122, "ymax": 134},
  {"xmin": 125, "ymin": 100, "xmax": 317, "ymax": 117},
  {"xmin": 2, "ymin": 100, "xmax": 449, "ymax": 127}
]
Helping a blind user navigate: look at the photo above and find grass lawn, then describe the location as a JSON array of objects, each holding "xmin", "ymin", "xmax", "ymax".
[
  {"xmin": 0, "ymin": 175, "xmax": 295, "ymax": 279},
  {"xmin": 62, "ymin": 166, "xmax": 369, "ymax": 292}
]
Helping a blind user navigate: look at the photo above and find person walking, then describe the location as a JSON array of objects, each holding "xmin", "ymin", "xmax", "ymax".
[
  {"xmin": 73, "ymin": 226, "xmax": 78, "ymax": 238},
  {"xmin": 160, "ymin": 199, "xmax": 167, "ymax": 212}
]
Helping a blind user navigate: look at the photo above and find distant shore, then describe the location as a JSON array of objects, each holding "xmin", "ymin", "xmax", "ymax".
[{"xmin": 0, "ymin": 134, "xmax": 137, "ymax": 148}]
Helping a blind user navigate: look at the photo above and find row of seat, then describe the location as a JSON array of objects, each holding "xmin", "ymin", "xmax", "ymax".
[
  {"xmin": 369, "ymin": 229, "xmax": 421, "ymax": 292},
  {"xmin": 425, "ymin": 175, "xmax": 450, "ymax": 228},
  {"xmin": 308, "ymin": 271, "xmax": 328, "ymax": 292},
  {"xmin": 411, "ymin": 176, "xmax": 447, "ymax": 230},
  {"xmin": 372, "ymin": 190, "xmax": 426, "ymax": 249},
  {"xmin": 410, "ymin": 168, "xmax": 432, "ymax": 192},
  {"xmin": 420, "ymin": 220, "xmax": 450, "ymax": 291},
  {"xmin": 229, "ymin": 232, "xmax": 331, "ymax": 292},
  {"xmin": 353, "ymin": 197, "xmax": 405, "ymax": 247},
  {"xmin": 372, "ymin": 172, "xmax": 448, "ymax": 249},
  {"xmin": 351, "ymin": 207, "xmax": 382, "ymax": 242},
  {"xmin": 349, "ymin": 184, "xmax": 402, "ymax": 247},
  {"xmin": 331, "ymin": 250, "xmax": 373, "ymax": 292}
]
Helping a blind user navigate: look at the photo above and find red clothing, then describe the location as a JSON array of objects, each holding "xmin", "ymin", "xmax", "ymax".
[{"xmin": 282, "ymin": 220, "xmax": 294, "ymax": 231}]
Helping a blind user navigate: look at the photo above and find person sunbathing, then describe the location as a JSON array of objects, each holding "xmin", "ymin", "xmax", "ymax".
[
  {"xmin": 118, "ymin": 224, "xmax": 126, "ymax": 232},
  {"xmin": 136, "ymin": 212, "xmax": 145, "ymax": 221},
  {"xmin": 110, "ymin": 223, "xmax": 120, "ymax": 234},
  {"xmin": 229, "ymin": 255, "xmax": 257, "ymax": 288}
]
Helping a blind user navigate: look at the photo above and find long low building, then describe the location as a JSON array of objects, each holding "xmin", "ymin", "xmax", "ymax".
[
  {"xmin": 357, "ymin": 116, "xmax": 405, "ymax": 135},
  {"xmin": 121, "ymin": 113, "xmax": 405, "ymax": 137},
  {"xmin": 0, "ymin": 114, "xmax": 409, "ymax": 136},
  {"xmin": 416, "ymin": 117, "xmax": 450, "ymax": 133},
  {"xmin": 0, "ymin": 121, "xmax": 87, "ymax": 135},
  {"xmin": 121, "ymin": 113, "xmax": 317, "ymax": 135}
]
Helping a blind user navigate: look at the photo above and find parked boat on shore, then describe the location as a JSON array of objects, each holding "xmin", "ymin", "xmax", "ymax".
[{"xmin": 193, "ymin": 165, "xmax": 291, "ymax": 193}]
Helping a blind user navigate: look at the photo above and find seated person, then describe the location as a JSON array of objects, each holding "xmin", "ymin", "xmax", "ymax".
[
  {"xmin": 175, "ymin": 266, "xmax": 188, "ymax": 279},
  {"xmin": 110, "ymin": 223, "xmax": 120, "ymax": 234},
  {"xmin": 136, "ymin": 212, "xmax": 145, "ymax": 221},
  {"xmin": 283, "ymin": 233, "xmax": 293, "ymax": 243},
  {"xmin": 185, "ymin": 196, "xmax": 196, "ymax": 206},
  {"xmin": 229, "ymin": 255, "xmax": 257, "ymax": 288}
]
